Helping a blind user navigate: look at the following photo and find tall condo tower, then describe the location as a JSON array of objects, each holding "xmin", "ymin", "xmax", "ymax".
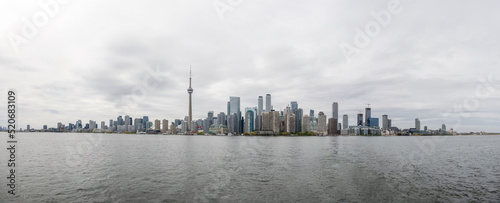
[
  {"xmin": 365, "ymin": 106, "xmax": 371, "ymax": 127},
  {"xmin": 266, "ymin": 94, "xmax": 272, "ymax": 112},
  {"xmin": 187, "ymin": 67, "xmax": 193, "ymax": 132},
  {"xmin": 332, "ymin": 102, "xmax": 338, "ymax": 119},
  {"xmin": 258, "ymin": 96, "xmax": 263, "ymax": 116}
]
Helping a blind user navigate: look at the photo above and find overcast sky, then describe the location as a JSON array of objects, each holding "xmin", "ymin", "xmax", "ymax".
[{"xmin": 1, "ymin": 0, "xmax": 499, "ymax": 132}]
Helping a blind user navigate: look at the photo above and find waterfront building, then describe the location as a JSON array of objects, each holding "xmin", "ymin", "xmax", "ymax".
[
  {"xmin": 318, "ymin": 112, "xmax": 327, "ymax": 135},
  {"xmin": 217, "ymin": 112, "xmax": 227, "ymax": 125},
  {"xmin": 244, "ymin": 110, "xmax": 255, "ymax": 133},
  {"xmin": 328, "ymin": 118, "xmax": 338, "ymax": 135},
  {"xmin": 125, "ymin": 115, "xmax": 130, "ymax": 129},
  {"xmin": 332, "ymin": 102, "xmax": 338, "ymax": 119},
  {"xmin": 415, "ymin": 118, "xmax": 421, "ymax": 131},
  {"xmin": 295, "ymin": 108, "xmax": 303, "ymax": 132},
  {"xmin": 228, "ymin": 96, "xmax": 242, "ymax": 133},
  {"xmin": 382, "ymin": 115, "xmax": 388, "ymax": 130},
  {"xmin": 143, "ymin": 116, "xmax": 149, "ymax": 131},
  {"xmin": 162, "ymin": 119, "xmax": 168, "ymax": 133},
  {"xmin": 228, "ymin": 113, "xmax": 238, "ymax": 134},
  {"xmin": 365, "ymin": 107, "xmax": 371, "ymax": 127},
  {"xmin": 357, "ymin": 113, "xmax": 363, "ymax": 126},
  {"xmin": 285, "ymin": 113, "xmax": 296, "ymax": 133},
  {"xmin": 343, "ymin": 114, "xmax": 348, "ymax": 130},
  {"xmin": 258, "ymin": 96, "xmax": 263, "ymax": 115},
  {"xmin": 369, "ymin": 118, "xmax": 379, "ymax": 128},
  {"xmin": 302, "ymin": 115, "xmax": 311, "ymax": 133},
  {"xmin": 155, "ymin": 119, "xmax": 161, "ymax": 130},
  {"xmin": 209, "ymin": 124, "xmax": 229, "ymax": 135}
]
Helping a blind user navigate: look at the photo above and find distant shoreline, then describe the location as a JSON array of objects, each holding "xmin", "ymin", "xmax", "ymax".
[{"xmin": 6, "ymin": 132, "xmax": 500, "ymax": 137}]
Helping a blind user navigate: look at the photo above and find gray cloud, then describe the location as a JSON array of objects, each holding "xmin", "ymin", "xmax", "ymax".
[{"xmin": 0, "ymin": 0, "xmax": 499, "ymax": 132}]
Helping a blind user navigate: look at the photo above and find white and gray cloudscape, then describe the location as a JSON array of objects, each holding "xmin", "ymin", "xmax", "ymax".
[{"xmin": 1, "ymin": 0, "xmax": 499, "ymax": 132}]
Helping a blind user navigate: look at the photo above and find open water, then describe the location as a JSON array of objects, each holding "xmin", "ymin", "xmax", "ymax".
[{"xmin": 1, "ymin": 133, "xmax": 499, "ymax": 202}]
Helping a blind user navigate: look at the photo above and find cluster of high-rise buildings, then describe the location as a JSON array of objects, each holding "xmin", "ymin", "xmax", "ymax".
[{"xmin": 21, "ymin": 70, "xmax": 451, "ymax": 135}]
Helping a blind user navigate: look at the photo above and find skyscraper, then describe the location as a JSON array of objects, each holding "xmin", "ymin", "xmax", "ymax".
[
  {"xmin": 258, "ymin": 96, "xmax": 263, "ymax": 115},
  {"xmin": 216, "ymin": 112, "xmax": 226, "ymax": 125},
  {"xmin": 187, "ymin": 68, "xmax": 194, "ymax": 132},
  {"xmin": 382, "ymin": 115, "xmax": 388, "ymax": 130},
  {"xmin": 365, "ymin": 107, "xmax": 371, "ymax": 127},
  {"xmin": 143, "ymin": 116, "xmax": 149, "ymax": 131},
  {"xmin": 295, "ymin": 108, "xmax": 303, "ymax": 132},
  {"xmin": 117, "ymin": 116, "xmax": 123, "ymax": 126},
  {"xmin": 154, "ymin": 119, "xmax": 161, "ymax": 130},
  {"xmin": 162, "ymin": 119, "xmax": 168, "ymax": 133},
  {"xmin": 415, "ymin": 118, "xmax": 420, "ymax": 131},
  {"xmin": 291, "ymin": 101, "xmax": 298, "ymax": 112},
  {"xmin": 229, "ymin": 96, "xmax": 241, "ymax": 133},
  {"xmin": 343, "ymin": 114, "xmax": 348, "ymax": 130},
  {"xmin": 125, "ymin": 115, "xmax": 130, "ymax": 129},
  {"xmin": 442, "ymin": 124, "xmax": 446, "ymax": 131},
  {"xmin": 244, "ymin": 110, "xmax": 254, "ymax": 133},
  {"xmin": 332, "ymin": 102, "xmax": 338, "ymax": 119},
  {"xmin": 309, "ymin": 109, "xmax": 314, "ymax": 118},
  {"xmin": 328, "ymin": 118, "xmax": 338, "ymax": 135},
  {"xmin": 357, "ymin": 113, "xmax": 363, "ymax": 126},
  {"xmin": 318, "ymin": 112, "xmax": 327, "ymax": 135},
  {"xmin": 266, "ymin": 94, "xmax": 272, "ymax": 112},
  {"xmin": 302, "ymin": 115, "xmax": 310, "ymax": 133}
]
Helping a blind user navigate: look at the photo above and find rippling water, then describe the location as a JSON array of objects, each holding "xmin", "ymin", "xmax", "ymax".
[{"xmin": 1, "ymin": 133, "xmax": 499, "ymax": 202}]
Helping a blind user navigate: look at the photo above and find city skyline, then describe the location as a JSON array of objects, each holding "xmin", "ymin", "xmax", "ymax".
[{"xmin": 1, "ymin": 1, "xmax": 500, "ymax": 132}]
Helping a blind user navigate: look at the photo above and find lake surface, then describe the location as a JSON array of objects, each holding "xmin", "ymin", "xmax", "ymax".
[{"xmin": 1, "ymin": 133, "xmax": 499, "ymax": 202}]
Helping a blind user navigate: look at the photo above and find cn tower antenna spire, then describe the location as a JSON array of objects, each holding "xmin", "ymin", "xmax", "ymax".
[{"xmin": 187, "ymin": 66, "xmax": 194, "ymax": 133}]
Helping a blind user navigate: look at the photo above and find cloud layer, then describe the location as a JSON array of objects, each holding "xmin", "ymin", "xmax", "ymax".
[{"xmin": 1, "ymin": 0, "xmax": 499, "ymax": 132}]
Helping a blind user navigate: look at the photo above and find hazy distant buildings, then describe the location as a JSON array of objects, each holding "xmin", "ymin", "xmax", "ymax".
[
  {"xmin": 229, "ymin": 96, "xmax": 242, "ymax": 133},
  {"xmin": 365, "ymin": 107, "xmax": 371, "ymax": 127},
  {"xmin": 217, "ymin": 112, "xmax": 226, "ymax": 125},
  {"xmin": 318, "ymin": 112, "xmax": 327, "ymax": 135},
  {"xmin": 244, "ymin": 110, "xmax": 254, "ymax": 133},
  {"xmin": 291, "ymin": 101, "xmax": 298, "ymax": 112},
  {"xmin": 302, "ymin": 115, "xmax": 311, "ymax": 133},
  {"xmin": 143, "ymin": 116, "xmax": 149, "ymax": 130},
  {"xmin": 357, "ymin": 113, "xmax": 363, "ymax": 126},
  {"xmin": 332, "ymin": 102, "xmax": 338, "ymax": 119},
  {"xmin": 162, "ymin": 119, "xmax": 168, "ymax": 133},
  {"xmin": 369, "ymin": 118, "xmax": 379, "ymax": 128},
  {"xmin": 382, "ymin": 115, "xmax": 388, "ymax": 130},
  {"xmin": 415, "ymin": 118, "xmax": 421, "ymax": 131},
  {"xmin": 343, "ymin": 114, "xmax": 348, "ymax": 130},
  {"xmin": 328, "ymin": 118, "xmax": 338, "ymax": 135},
  {"xmin": 265, "ymin": 94, "xmax": 272, "ymax": 112},
  {"xmin": 295, "ymin": 108, "xmax": 303, "ymax": 133}
]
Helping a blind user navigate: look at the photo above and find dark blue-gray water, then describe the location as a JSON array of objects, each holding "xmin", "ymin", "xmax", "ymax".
[{"xmin": 1, "ymin": 133, "xmax": 499, "ymax": 202}]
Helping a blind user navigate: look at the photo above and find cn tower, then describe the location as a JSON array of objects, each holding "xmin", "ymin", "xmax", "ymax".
[{"xmin": 187, "ymin": 67, "xmax": 193, "ymax": 132}]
